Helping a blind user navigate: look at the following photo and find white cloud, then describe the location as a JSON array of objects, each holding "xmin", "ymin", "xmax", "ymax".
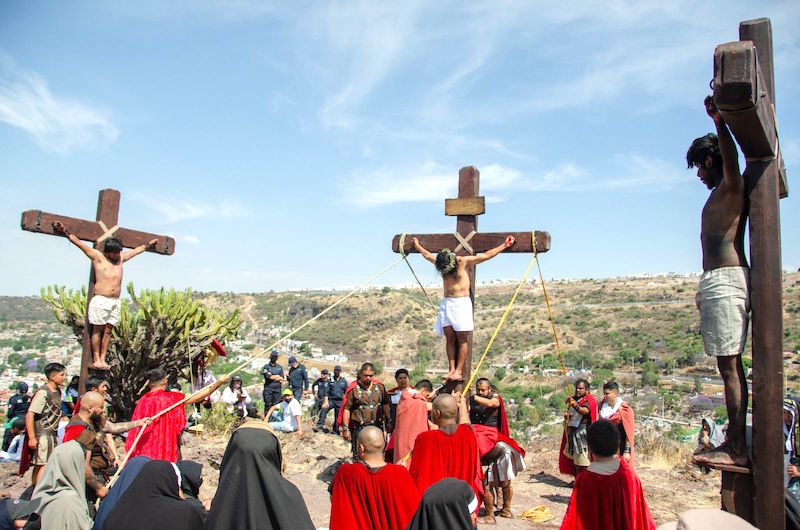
[
  {"xmin": 130, "ymin": 192, "xmax": 250, "ymax": 223},
  {"xmin": 347, "ymin": 153, "xmax": 691, "ymax": 207},
  {"xmin": 181, "ymin": 235, "xmax": 201, "ymax": 244},
  {"xmin": 0, "ymin": 53, "xmax": 118, "ymax": 154}
]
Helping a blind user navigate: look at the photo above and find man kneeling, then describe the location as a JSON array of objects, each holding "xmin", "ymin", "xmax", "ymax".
[
  {"xmin": 330, "ymin": 426, "xmax": 420, "ymax": 530},
  {"xmin": 560, "ymin": 420, "xmax": 655, "ymax": 530}
]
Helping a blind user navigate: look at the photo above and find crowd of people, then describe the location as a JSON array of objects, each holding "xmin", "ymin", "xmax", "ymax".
[{"xmin": 1, "ymin": 357, "xmax": 776, "ymax": 530}]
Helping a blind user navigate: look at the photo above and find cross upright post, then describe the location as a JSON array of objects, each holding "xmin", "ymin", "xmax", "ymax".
[
  {"xmin": 392, "ymin": 166, "xmax": 551, "ymax": 390},
  {"xmin": 20, "ymin": 188, "xmax": 175, "ymax": 393},
  {"xmin": 712, "ymin": 17, "xmax": 788, "ymax": 529}
]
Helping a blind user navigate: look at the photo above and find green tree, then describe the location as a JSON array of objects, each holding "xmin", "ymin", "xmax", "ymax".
[
  {"xmin": 42, "ymin": 283, "xmax": 240, "ymax": 418},
  {"xmin": 494, "ymin": 367, "xmax": 507, "ymax": 381}
]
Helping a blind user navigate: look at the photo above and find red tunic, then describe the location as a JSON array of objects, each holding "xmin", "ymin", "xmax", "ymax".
[
  {"xmin": 559, "ymin": 393, "xmax": 598, "ymax": 476},
  {"xmin": 409, "ymin": 424, "xmax": 484, "ymax": 506},
  {"xmin": 330, "ymin": 462, "xmax": 420, "ymax": 530},
  {"xmin": 605, "ymin": 402, "xmax": 637, "ymax": 467},
  {"xmin": 124, "ymin": 389, "xmax": 186, "ymax": 462},
  {"xmin": 560, "ymin": 459, "xmax": 655, "ymax": 530},
  {"xmin": 472, "ymin": 423, "xmax": 526, "ymax": 458},
  {"xmin": 392, "ymin": 389, "xmax": 429, "ymax": 467}
]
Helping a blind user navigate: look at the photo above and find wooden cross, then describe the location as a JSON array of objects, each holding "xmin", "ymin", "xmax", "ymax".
[
  {"xmin": 20, "ymin": 189, "xmax": 175, "ymax": 393},
  {"xmin": 712, "ymin": 18, "xmax": 788, "ymax": 529},
  {"xmin": 391, "ymin": 166, "xmax": 551, "ymax": 389}
]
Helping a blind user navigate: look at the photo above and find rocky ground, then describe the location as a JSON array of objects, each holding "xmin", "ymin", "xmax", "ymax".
[{"xmin": 0, "ymin": 421, "xmax": 721, "ymax": 529}]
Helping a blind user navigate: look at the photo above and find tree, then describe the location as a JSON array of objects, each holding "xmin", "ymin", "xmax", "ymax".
[{"xmin": 42, "ymin": 283, "xmax": 240, "ymax": 418}]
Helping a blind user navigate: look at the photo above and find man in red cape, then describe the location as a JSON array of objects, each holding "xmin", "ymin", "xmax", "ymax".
[
  {"xmin": 473, "ymin": 422, "xmax": 526, "ymax": 523},
  {"xmin": 599, "ymin": 381, "xmax": 637, "ymax": 466},
  {"xmin": 409, "ymin": 393, "xmax": 483, "ymax": 508},
  {"xmin": 559, "ymin": 379, "xmax": 597, "ymax": 477},
  {"xmin": 560, "ymin": 420, "xmax": 655, "ymax": 530},
  {"xmin": 125, "ymin": 368, "xmax": 227, "ymax": 462},
  {"xmin": 391, "ymin": 380, "xmax": 433, "ymax": 468},
  {"xmin": 330, "ymin": 426, "xmax": 419, "ymax": 530}
]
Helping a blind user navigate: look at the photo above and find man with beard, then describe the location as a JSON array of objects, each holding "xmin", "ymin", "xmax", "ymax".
[
  {"xmin": 53, "ymin": 221, "xmax": 157, "ymax": 370},
  {"xmin": 559, "ymin": 379, "xmax": 597, "ymax": 479},
  {"xmin": 63, "ymin": 391, "xmax": 149, "ymax": 513}
]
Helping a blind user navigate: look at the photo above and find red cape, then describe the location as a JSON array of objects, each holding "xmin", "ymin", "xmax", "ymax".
[
  {"xmin": 560, "ymin": 459, "xmax": 655, "ymax": 530},
  {"xmin": 497, "ymin": 396, "xmax": 510, "ymax": 437},
  {"xmin": 330, "ymin": 462, "xmax": 420, "ymax": 530},
  {"xmin": 336, "ymin": 378, "xmax": 383, "ymax": 428},
  {"xmin": 392, "ymin": 389, "xmax": 430, "ymax": 466},
  {"xmin": 606, "ymin": 402, "xmax": 637, "ymax": 467},
  {"xmin": 62, "ymin": 423, "xmax": 86, "ymax": 443},
  {"xmin": 409, "ymin": 424, "xmax": 484, "ymax": 507},
  {"xmin": 18, "ymin": 433, "xmax": 32, "ymax": 476},
  {"xmin": 124, "ymin": 389, "xmax": 186, "ymax": 462},
  {"xmin": 473, "ymin": 423, "xmax": 526, "ymax": 458},
  {"xmin": 559, "ymin": 393, "xmax": 598, "ymax": 476}
]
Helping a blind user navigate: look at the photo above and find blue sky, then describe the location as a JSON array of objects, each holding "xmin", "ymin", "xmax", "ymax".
[{"xmin": 1, "ymin": 1, "xmax": 798, "ymax": 296}]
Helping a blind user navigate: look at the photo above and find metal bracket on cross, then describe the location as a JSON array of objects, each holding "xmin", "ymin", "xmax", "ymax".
[
  {"xmin": 96, "ymin": 221, "xmax": 120, "ymax": 243},
  {"xmin": 453, "ymin": 230, "xmax": 476, "ymax": 254}
]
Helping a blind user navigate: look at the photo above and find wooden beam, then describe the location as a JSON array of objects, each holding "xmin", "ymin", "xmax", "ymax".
[
  {"xmin": 737, "ymin": 17, "xmax": 785, "ymax": 530},
  {"xmin": 392, "ymin": 231, "xmax": 551, "ymax": 255},
  {"xmin": 20, "ymin": 210, "xmax": 176, "ymax": 255},
  {"xmin": 445, "ymin": 197, "xmax": 485, "ymax": 216},
  {"xmin": 714, "ymin": 41, "xmax": 788, "ymax": 198}
]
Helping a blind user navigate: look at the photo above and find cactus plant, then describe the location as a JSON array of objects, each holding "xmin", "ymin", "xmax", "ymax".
[{"xmin": 41, "ymin": 282, "xmax": 240, "ymax": 418}]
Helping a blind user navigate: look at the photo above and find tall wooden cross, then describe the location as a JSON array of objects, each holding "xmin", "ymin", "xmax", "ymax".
[
  {"xmin": 391, "ymin": 166, "xmax": 551, "ymax": 389},
  {"xmin": 712, "ymin": 18, "xmax": 788, "ymax": 529},
  {"xmin": 20, "ymin": 189, "xmax": 175, "ymax": 393}
]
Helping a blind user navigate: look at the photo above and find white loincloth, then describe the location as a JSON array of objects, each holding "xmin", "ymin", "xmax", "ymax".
[
  {"xmin": 433, "ymin": 296, "xmax": 474, "ymax": 335},
  {"xmin": 88, "ymin": 294, "xmax": 121, "ymax": 326}
]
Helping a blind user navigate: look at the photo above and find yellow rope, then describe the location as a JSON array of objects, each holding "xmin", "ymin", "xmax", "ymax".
[
  {"xmin": 108, "ymin": 255, "xmax": 406, "ymax": 488},
  {"xmin": 398, "ymin": 233, "xmax": 439, "ymax": 317},
  {"xmin": 463, "ymin": 232, "xmax": 539, "ymax": 394},
  {"xmin": 532, "ymin": 241, "xmax": 569, "ymax": 393}
]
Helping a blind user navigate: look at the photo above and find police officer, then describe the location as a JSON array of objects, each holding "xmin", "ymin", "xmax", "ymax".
[
  {"xmin": 4, "ymin": 382, "xmax": 31, "ymax": 451},
  {"xmin": 287, "ymin": 356, "xmax": 309, "ymax": 400},
  {"xmin": 324, "ymin": 365, "xmax": 348, "ymax": 435},
  {"xmin": 261, "ymin": 351, "xmax": 285, "ymax": 413},
  {"xmin": 312, "ymin": 369, "xmax": 331, "ymax": 432}
]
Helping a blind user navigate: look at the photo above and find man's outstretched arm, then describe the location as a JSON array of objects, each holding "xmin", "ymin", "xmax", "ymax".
[
  {"xmin": 706, "ymin": 96, "xmax": 743, "ymax": 191},
  {"xmin": 122, "ymin": 238, "xmax": 158, "ymax": 262},
  {"xmin": 412, "ymin": 237, "xmax": 437, "ymax": 264},
  {"xmin": 52, "ymin": 222, "xmax": 100, "ymax": 260},
  {"xmin": 185, "ymin": 375, "xmax": 228, "ymax": 404},
  {"xmin": 463, "ymin": 235, "xmax": 515, "ymax": 266}
]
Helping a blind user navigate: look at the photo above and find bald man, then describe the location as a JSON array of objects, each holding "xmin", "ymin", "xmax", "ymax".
[
  {"xmin": 63, "ymin": 391, "xmax": 149, "ymax": 513},
  {"xmin": 329, "ymin": 426, "xmax": 420, "ymax": 530},
  {"xmin": 408, "ymin": 393, "xmax": 484, "ymax": 508}
]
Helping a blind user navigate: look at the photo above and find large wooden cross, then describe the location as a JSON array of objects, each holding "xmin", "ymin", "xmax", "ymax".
[
  {"xmin": 20, "ymin": 189, "xmax": 175, "ymax": 393},
  {"xmin": 712, "ymin": 18, "xmax": 788, "ymax": 529},
  {"xmin": 391, "ymin": 166, "xmax": 551, "ymax": 389}
]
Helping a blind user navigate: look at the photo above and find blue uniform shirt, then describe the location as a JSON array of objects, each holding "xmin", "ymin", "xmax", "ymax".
[
  {"xmin": 262, "ymin": 362, "xmax": 285, "ymax": 389},
  {"xmin": 328, "ymin": 375, "xmax": 348, "ymax": 400},
  {"xmin": 288, "ymin": 364, "xmax": 309, "ymax": 391}
]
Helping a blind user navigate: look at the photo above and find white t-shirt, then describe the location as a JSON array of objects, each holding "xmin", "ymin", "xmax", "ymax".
[{"xmin": 279, "ymin": 398, "xmax": 302, "ymax": 429}]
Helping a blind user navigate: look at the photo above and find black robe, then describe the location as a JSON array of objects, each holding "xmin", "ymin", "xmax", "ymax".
[
  {"xmin": 205, "ymin": 424, "xmax": 315, "ymax": 530},
  {"xmin": 103, "ymin": 460, "xmax": 204, "ymax": 530},
  {"xmin": 177, "ymin": 460, "xmax": 208, "ymax": 524},
  {"xmin": 406, "ymin": 478, "xmax": 476, "ymax": 530}
]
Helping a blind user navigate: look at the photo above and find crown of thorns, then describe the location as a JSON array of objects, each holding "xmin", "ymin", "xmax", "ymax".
[{"xmin": 438, "ymin": 249, "xmax": 457, "ymax": 275}]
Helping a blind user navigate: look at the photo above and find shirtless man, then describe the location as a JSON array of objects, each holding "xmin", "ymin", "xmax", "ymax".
[
  {"xmin": 412, "ymin": 235, "xmax": 515, "ymax": 381},
  {"xmin": 688, "ymin": 96, "xmax": 750, "ymax": 468},
  {"xmin": 53, "ymin": 221, "xmax": 157, "ymax": 370}
]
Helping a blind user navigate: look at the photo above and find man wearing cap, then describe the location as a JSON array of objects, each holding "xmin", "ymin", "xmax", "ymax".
[
  {"xmin": 312, "ymin": 369, "xmax": 331, "ymax": 432},
  {"xmin": 262, "ymin": 351, "xmax": 286, "ymax": 414},
  {"xmin": 265, "ymin": 389, "xmax": 303, "ymax": 435},
  {"xmin": 287, "ymin": 356, "xmax": 309, "ymax": 401},
  {"xmin": 325, "ymin": 366, "xmax": 348, "ymax": 435}
]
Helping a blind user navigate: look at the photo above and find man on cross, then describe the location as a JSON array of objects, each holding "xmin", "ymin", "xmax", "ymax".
[
  {"xmin": 687, "ymin": 96, "xmax": 750, "ymax": 468},
  {"xmin": 412, "ymin": 235, "xmax": 516, "ymax": 381},
  {"xmin": 53, "ymin": 221, "xmax": 157, "ymax": 370}
]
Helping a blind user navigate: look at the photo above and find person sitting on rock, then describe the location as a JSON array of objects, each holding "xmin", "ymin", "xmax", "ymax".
[{"xmin": 265, "ymin": 389, "xmax": 303, "ymax": 436}]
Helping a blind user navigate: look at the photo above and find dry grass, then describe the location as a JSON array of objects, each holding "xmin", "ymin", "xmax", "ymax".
[{"xmin": 637, "ymin": 429, "xmax": 692, "ymax": 469}]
